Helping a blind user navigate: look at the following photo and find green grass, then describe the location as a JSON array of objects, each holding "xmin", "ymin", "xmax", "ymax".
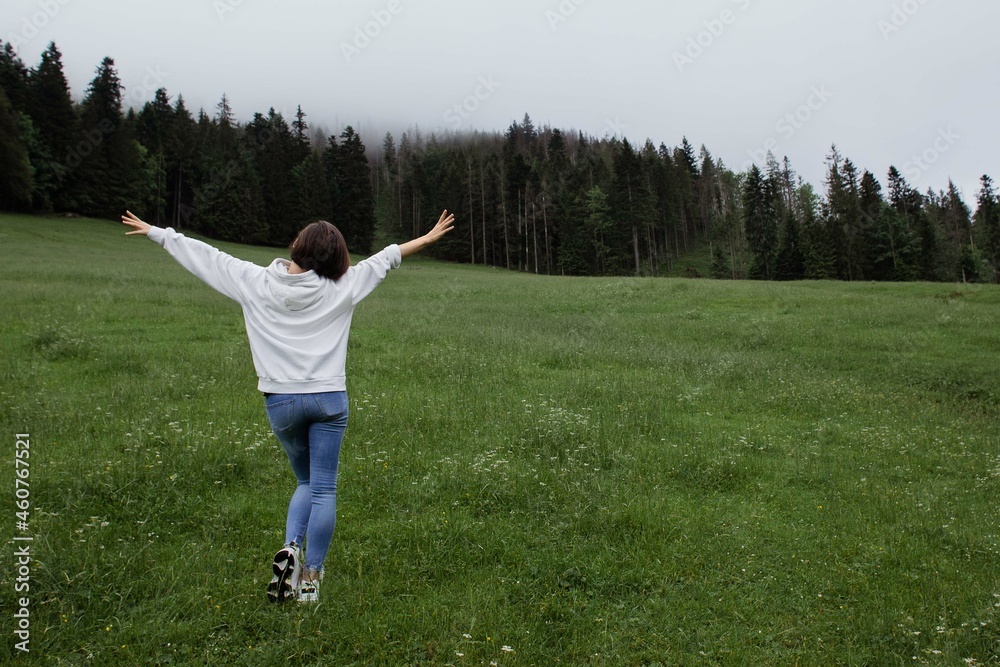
[{"xmin": 1, "ymin": 213, "xmax": 999, "ymax": 666}]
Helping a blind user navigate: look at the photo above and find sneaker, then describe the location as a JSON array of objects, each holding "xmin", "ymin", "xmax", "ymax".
[
  {"xmin": 266, "ymin": 542, "xmax": 302, "ymax": 604},
  {"xmin": 298, "ymin": 570, "xmax": 323, "ymax": 604}
]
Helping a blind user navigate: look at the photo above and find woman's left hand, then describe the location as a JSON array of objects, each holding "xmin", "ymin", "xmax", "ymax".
[{"xmin": 121, "ymin": 210, "xmax": 152, "ymax": 236}]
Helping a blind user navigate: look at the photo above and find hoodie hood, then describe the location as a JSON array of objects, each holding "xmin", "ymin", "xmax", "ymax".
[{"xmin": 264, "ymin": 259, "xmax": 325, "ymax": 311}]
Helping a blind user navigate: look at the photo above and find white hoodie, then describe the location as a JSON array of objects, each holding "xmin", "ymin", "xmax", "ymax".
[{"xmin": 147, "ymin": 226, "xmax": 401, "ymax": 394}]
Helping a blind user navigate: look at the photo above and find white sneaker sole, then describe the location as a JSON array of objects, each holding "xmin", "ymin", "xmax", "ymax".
[{"xmin": 266, "ymin": 547, "xmax": 300, "ymax": 603}]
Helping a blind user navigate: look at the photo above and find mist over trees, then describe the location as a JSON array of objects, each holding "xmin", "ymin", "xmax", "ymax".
[{"xmin": 2, "ymin": 40, "xmax": 997, "ymax": 283}]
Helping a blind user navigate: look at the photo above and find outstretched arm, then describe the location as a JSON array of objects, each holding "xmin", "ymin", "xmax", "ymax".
[
  {"xmin": 399, "ymin": 210, "xmax": 455, "ymax": 259},
  {"xmin": 120, "ymin": 210, "xmax": 257, "ymax": 303}
]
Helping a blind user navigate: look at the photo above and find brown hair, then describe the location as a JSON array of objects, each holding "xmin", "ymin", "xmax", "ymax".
[{"xmin": 290, "ymin": 221, "xmax": 350, "ymax": 280}]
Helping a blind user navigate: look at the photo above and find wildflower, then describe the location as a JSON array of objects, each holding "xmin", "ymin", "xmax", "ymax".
[{"xmin": 501, "ymin": 645, "xmax": 515, "ymax": 653}]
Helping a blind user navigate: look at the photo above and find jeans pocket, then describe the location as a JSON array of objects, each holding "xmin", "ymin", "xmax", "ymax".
[
  {"xmin": 265, "ymin": 397, "xmax": 297, "ymax": 434},
  {"xmin": 315, "ymin": 392, "xmax": 348, "ymax": 421}
]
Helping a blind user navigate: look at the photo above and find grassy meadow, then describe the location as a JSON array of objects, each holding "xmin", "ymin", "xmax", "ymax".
[{"xmin": 1, "ymin": 213, "xmax": 999, "ymax": 666}]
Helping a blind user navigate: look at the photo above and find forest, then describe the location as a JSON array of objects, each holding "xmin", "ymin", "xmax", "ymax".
[{"xmin": 2, "ymin": 41, "xmax": 998, "ymax": 283}]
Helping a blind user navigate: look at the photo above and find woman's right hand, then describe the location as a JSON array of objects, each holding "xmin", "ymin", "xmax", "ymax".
[{"xmin": 121, "ymin": 210, "xmax": 152, "ymax": 236}]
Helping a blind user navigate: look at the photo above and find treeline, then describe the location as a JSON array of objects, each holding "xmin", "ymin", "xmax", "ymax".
[
  {"xmin": 2, "ymin": 41, "xmax": 998, "ymax": 282},
  {"xmin": 379, "ymin": 122, "xmax": 999, "ymax": 283},
  {"xmin": 0, "ymin": 42, "xmax": 376, "ymax": 252}
]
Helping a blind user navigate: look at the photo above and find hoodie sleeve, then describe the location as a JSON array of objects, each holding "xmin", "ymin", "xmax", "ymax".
[
  {"xmin": 349, "ymin": 244, "xmax": 402, "ymax": 305},
  {"xmin": 147, "ymin": 226, "xmax": 258, "ymax": 304}
]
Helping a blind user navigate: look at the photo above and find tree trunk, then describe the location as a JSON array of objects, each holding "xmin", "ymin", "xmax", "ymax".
[
  {"xmin": 532, "ymin": 201, "xmax": 539, "ymax": 274},
  {"xmin": 542, "ymin": 195, "xmax": 550, "ymax": 275},
  {"xmin": 468, "ymin": 160, "xmax": 475, "ymax": 265},
  {"xmin": 480, "ymin": 163, "xmax": 488, "ymax": 267},
  {"xmin": 174, "ymin": 165, "xmax": 182, "ymax": 229},
  {"xmin": 500, "ymin": 168, "xmax": 510, "ymax": 269},
  {"xmin": 633, "ymin": 225, "xmax": 640, "ymax": 276}
]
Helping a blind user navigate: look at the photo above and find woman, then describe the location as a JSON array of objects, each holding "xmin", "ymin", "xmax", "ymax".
[{"xmin": 122, "ymin": 209, "xmax": 455, "ymax": 603}]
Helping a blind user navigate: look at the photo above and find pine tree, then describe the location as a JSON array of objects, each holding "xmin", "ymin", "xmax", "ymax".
[
  {"xmin": 857, "ymin": 170, "xmax": 884, "ymax": 279},
  {"xmin": 137, "ymin": 88, "xmax": 172, "ymax": 153},
  {"xmin": 195, "ymin": 144, "xmax": 267, "ymax": 244},
  {"xmin": 678, "ymin": 136, "xmax": 699, "ymax": 179},
  {"xmin": 975, "ymin": 175, "xmax": 1000, "ymax": 282},
  {"xmin": 336, "ymin": 126, "xmax": 376, "ymax": 254},
  {"xmin": 887, "ymin": 166, "xmax": 936, "ymax": 280},
  {"xmin": 663, "ymin": 138, "xmax": 698, "ymax": 253},
  {"xmin": 27, "ymin": 42, "xmax": 79, "ymax": 210},
  {"xmin": 0, "ymin": 85, "xmax": 33, "ymax": 210},
  {"xmin": 377, "ymin": 131, "xmax": 401, "ymax": 239},
  {"xmin": 774, "ymin": 210, "xmax": 805, "ymax": 280},
  {"xmin": 245, "ymin": 108, "xmax": 299, "ymax": 243},
  {"xmin": 0, "ymin": 41, "xmax": 30, "ymax": 112},
  {"xmin": 711, "ymin": 245, "xmax": 730, "ymax": 279},
  {"xmin": 584, "ymin": 186, "xmax": 613, "ymax": 275},
  {"xmin": 291, "ymin": 149, "xmax": 332, "ymax": 226},
  {"xmin": 215, "ymin": 93, "xmax": 235, "ymax": 128},
  {"xmin": 941, "ymin": 181, "xmax": 973, "ymax": 281},
  {"xmin": 743, "ymin": 164, "xmax": 779, "ymax": 279},
  {"xmin": 75, "ymin": 57, "xmax": 128, "ymax": 217},
  {"xmin": 697, "ymin": 145, "xmax": 721, "ymax": 239},
  {"xmin": 323, "ymin": 134, "xmax": 342, "ymax": 226},
  {"xmin": 18, "ymin": 111, "xmax": 55, "ymax": 210},
  {"xmin": 610, "ymin": 138, "xmax": 656, "ymax": 275},
  {"xmin": 168, "ymin": 95, "xmax": 198, "ymax": 228},
  {"xmin": 798, "ymin": 183, "xmax": 835, "ymax": 279}
]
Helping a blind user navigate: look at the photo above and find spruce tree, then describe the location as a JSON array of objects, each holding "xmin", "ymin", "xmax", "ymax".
[
  {"xmin": 323, "ymin": 134, "xmax": 342, "ymax": 226},
  {"xmin": 711, "ymin": 245, "xmax": 731, "ymax": 279},
  {"xmin": 135, "ymin": 90, "xmax": 173, "ymax": 223},
  {"xmin": 76, "ymin": 57, "xmax": 129, "ymax": 218},
  {"xmin": 743, "ymin": 164, "xmax": 779, "ymax": 279},
  {"xmin": 975, "ymin": 175, "xmax": 1000, "ymax": 282},
  {"xmin": 887, "ymin": 166, "xmax": 935, "ymax": 280},
  {"xmin": 291, "ymin": 105, "xmax": 310, "ymax": 163},
  {"xmin": 245, "ymin": 108, "xmax": 298, "ymax": 243},
  {"xmin": 775, "ymin": 210, "xmax": 805, "ymax": 280},
  {"xmin": 941, "ymin": 181, "xmax": 973, "ymax": 280},
  {"xmin": 584, "ymin": 186, "xmax": 613, "ymax": 275},
  {"xmin": 28, "ymin": 42, "xmax": 78, "ymax": 210},
  {"xmin": 167, "ymin": 95, "xmax": 198, "ymax": 228},
  {"xmin": 610, "ymin": 138, "xmax": 656, "ymax": 275},
  {"xmin": 0, "ymin": 41, "xmax": 30, "ymax": 112},
  {"xmin": 857, "ymin": 170, "xmax": 885, "ymax": 279},
  {"xmin": 336, "ymin": 126, "xmax": 376, "ymax": 254},
  {"xmin": 292, "ymin": 150, "xmax": 332, "ymax": 226},
  {"xmin": 0, "ymin": 85, "xmax": 33, "ymax": 209}
]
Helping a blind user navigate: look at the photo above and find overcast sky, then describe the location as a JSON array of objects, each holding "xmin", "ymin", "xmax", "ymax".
[{"xmin": 4, "ymin": 0, "xmax": 998, "ymax": 202}]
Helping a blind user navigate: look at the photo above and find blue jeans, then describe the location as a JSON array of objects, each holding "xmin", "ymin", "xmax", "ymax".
[{"xmin": 264, "ymin": 391, "xmax": 348, "ymax": 574}]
